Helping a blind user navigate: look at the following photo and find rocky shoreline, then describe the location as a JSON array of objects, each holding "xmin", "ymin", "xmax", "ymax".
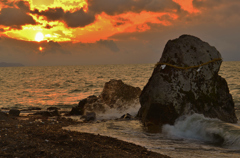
[{"xmin": 0, "ymin": 112, "xmax": 170, "ymax": 158}]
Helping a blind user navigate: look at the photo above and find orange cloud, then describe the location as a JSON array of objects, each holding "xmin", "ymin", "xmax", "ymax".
[
  {"xmin": 70, "ymin": 11, "xmax": 178, "ymax": 43},
  {"xmin": 0, "ymin": 0, "xmax": 188, "ymax": 43},
  {"xmin": 173, "ymin": 0, "xmax": 199, "ymax": 13}
]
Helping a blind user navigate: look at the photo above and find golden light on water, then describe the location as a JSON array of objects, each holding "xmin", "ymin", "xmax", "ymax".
[{"xmin": 35, "ymin": 32, "xmax": 44, "ymax": 42}]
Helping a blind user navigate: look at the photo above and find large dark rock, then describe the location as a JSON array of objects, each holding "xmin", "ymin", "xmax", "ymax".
[
  {"xmin": 137, "ymin": 35, "xmax": 237, "ymax": 131},
  {"xmin": 69, "ymin": 79, "xmax": 141, "ymax": 116}
]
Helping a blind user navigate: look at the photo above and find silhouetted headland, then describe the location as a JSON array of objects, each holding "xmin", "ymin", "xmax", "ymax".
[{"xmin": 0, "ymin": 62, "xmax": 24, "ymax": 67}]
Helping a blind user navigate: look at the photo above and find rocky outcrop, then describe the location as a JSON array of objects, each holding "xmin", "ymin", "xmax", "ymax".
[
  {"xmin": 137, "ymin": 35, "xmax": 237, "ymax": 131},
  {"xmin": 68, "ymin": 79, "xmax": 141, "ymax": 115}
]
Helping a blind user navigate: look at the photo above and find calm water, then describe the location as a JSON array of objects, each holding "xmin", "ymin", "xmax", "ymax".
[
  {"xmin": 1, "ymin": 62, "xmax": 240, "ymax": 157},
  {"xmin": 0, "ymin": 64, "xmax": 152, "ymax": 109}
]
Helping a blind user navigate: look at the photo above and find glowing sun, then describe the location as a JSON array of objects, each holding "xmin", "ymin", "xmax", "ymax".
[
  {"xmin": 39, "ymin": 46, "xmax": 43, "ymax": 51},
  {"xmin": 35, "ymin": 32, "xmax": 44, "ymax": 42}
]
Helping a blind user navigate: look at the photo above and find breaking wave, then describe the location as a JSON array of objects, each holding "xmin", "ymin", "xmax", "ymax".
[
  {"xmin": 96, "ymin": 103, "xmax": 140, "ymax": 120},
  {"xmin": 162, "ymin": 113, "xmax": 240, "ymax": 149}
]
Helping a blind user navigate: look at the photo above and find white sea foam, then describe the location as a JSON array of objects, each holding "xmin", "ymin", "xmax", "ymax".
[
  {"xmin": 96, "ymin": 103, "xmax": 140, "ymax": 120},
  {"xmin": 163, "ymin": 113, "xmax": 240, "ymax": 149}
]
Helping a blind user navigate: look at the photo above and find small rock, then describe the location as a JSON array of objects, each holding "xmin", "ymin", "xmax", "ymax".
[
  {"xmin": 81, "ymin": 112, "xmax": 96, "ymax": 122},
  {"xmin": 33, "ymin": 110, "xmax": 60, "ymax": 117},
  {"xmin": 9, "ymin": 109, "xmax": 20, "ymax": 116},
  {"xmin": 28, "ymin": 107, "xmax": 42, "ymax": 111},
  {"xmin": 66, "ymin": 106, "xmax": 83, "ymax": 116},
  {"xmin": 120, "ymin": 113, "xmax": 133, "ymax": 119}
]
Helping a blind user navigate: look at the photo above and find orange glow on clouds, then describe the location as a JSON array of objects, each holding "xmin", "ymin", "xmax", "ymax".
[
  {"xmin": 173, "ymin": 0, "xmax": 199, "ymax": 13},
  {"xmin": 0, "ymin": 0, "xmax": 194, "ymax": 43},
  {"xmin": 71, "ymin": 12, "xmax": 178, "ymax": 43}
]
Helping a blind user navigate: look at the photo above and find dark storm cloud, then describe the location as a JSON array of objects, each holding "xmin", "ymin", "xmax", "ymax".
[
  {"xmin": 0, "ymin": 1, "xmax": 36, "ymax": 28},
  {"xmin": 30, "ymin": 8, "xmax": 95, "ymax": 28},
  {"xmin": 16, "ymin": 0, "xmax": 30, "ymax": 11},
  {"xmin": 41, "ymin": 41, "xmax": 70, "ymax": 54},
  {"xmin": 30, "ymin": 7, "xmax": 65, "ymax": 21},
  {"xmin": 0, "ymin": 8, "xmax": 36, "ymax": 28},
  {"xmin": 192, "ymin": 0, "xmax": 224, "ymax": 9},
  {"xmin": 63, "ymin": 8, "xmax": 95, "ymax": 28},
  {"xmin": 191, "ymin": 0, "xmax": 240, "ymax": 24},
  {"xmin": 88, "ymin": 0, "xmax": 181, "ymax": 15},
  {"xmin": 97, "ymin": 40, "xmax": 120, "ymax": 52}
]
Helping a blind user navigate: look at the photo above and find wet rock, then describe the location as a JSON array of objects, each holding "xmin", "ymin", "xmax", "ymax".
[
  {"xmin": 66, "ymin": 106, "xmax": 83, "ymax": 116},
  {"xmin": 100, "ymin": 79, "xmax": 141, "ymax": 107},
  {"xmin": 85, "ymin": 79, "xmax": 141, "ymax": 112},
  {"xmin": 66, "ymin": 97, "xmax": 94, "ymax": 116},
  {"xmin": 51, "ymin": 109, "xmax": 60, "ymax": 116},
  {"xmin": 33, "ymin": 111, "xmax": 52, "ymax": 117},
  {"xmin": 28, "ymin": 107, "xmax": 42, "ymax": 111},
  {"xmin": 81, "ymin": 112, "xmax": 96, "ymax": 122},
  {"xmin": 47, "ymin": 107, "xmax": 60, "ymax": 111},
  {"xmin": 137, "ymin": 35, "xmax": 237, "ymax": 131},
  {"xmin": 9, "ymin": 109, "xmax": 20, "ymax": 116},
  {"xmin": 120, "ymin": 113, "xmax": 133, "ymax": 119},
  {"xmin": 33, "ymin": 110, "xmax": 60, "ymax": 117},
  {"xmin": 68, "ymin": 80, "xmax": 141, "ymax": 116}
]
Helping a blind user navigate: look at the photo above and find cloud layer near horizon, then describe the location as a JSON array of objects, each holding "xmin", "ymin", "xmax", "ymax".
[{"xmin": 0, "ymin": 0, "xmax": 240, "ymax": 66}]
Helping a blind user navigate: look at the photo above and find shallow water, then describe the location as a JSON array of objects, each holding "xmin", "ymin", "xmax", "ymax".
[
  {"xmin": 1, "ymin": 61, "xmax": 240, "ymax": 157},
  {"xmin": 64, "ymin": 113, "xmax": 240, "ymax": 158}
]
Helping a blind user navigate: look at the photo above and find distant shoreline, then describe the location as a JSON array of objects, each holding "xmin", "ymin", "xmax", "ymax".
[{"xmin": 0, "ymin": 62, "xmax": 24, "ymax": 67}]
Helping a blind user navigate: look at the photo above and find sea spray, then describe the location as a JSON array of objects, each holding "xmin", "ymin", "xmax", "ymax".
[
  {"xmin": 64, "ymin": 112, "xmax": 240, "ymax": 158},
  {"xmin": 96, "ymin": 104, "xmax": 141, "ymax": 120},
  {"xmin": 162, "ymin": 113, "xmax": 240, "ymax": 149}
]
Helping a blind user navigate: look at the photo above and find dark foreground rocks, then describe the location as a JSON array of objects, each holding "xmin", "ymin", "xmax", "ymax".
[
  {"xmin": 68, "ymin": 79, "xmax": 141, "ymax": 116},
  {"xmin": 0, "ymin": 115, "xmax": 169, "ymax": 158},
  {"xmin": 9, "ymin": 109, "xmax": 20, "ymax": 116},
  {"xmin": 0, "ymin": 111, "xmax": 9, "ymax": 121},
  {"xmin": 137, "ymin": 35, "xmax": 237, "ymax": 131}
]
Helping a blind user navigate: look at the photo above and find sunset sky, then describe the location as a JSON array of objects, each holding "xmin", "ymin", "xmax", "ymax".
[{"xmin": 0, "ymin": 0, "xmax": 239, "ymax": 66}]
